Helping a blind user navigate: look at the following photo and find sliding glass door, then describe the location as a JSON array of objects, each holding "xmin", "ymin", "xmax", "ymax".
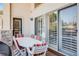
[
  {"xmin": 48, "ymin": 4, "xmax": 77, "ymax": 56},
  {"xmin": 59, "ymin": 4, "xmax": 77, "ymax": 56},
  {"xmin": 49, "ymin": 11, "xmax": 58, "ymax": 50}
]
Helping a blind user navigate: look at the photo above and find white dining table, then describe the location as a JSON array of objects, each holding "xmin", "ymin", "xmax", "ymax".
[
  {"xmin": 16, "ymin": 37, "xmax": 42, "ymax": 56},
  {"xmin": 16, "ymin": 37, "xmax": 42, "ymax": 48}
]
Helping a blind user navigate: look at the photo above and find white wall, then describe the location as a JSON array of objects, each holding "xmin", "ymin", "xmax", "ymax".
[{"xmin": 11, "ymin": 3, "xmax": 34, "ymax": 36}]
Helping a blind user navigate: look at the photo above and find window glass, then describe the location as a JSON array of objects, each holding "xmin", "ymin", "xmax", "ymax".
[{"xmin": 59, "ymin": 4, "xmax": 77, "ymax": 56}]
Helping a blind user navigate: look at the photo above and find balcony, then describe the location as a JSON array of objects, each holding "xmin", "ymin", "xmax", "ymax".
[{"xmin": 0, "ymin": 3, "xmax": 78, "ymax": 56}]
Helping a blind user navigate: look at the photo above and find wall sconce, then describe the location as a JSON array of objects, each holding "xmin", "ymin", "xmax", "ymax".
[{"xmin": 30, "ymin": 18, "xmax": 33, "ymax": 21}]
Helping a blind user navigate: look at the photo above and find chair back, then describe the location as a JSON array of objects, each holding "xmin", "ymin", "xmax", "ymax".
[
  {"xmin": 13, "ymin": 37, "xmax": 26, "ymax": 56},
  {"xmin": 13, "ymin": 37, "xmax": 20, "ymax": 50},
  {"xmin": 16, "ymin": 34, "xmax": 24, "ymax": 38},
  {"xmin": 36, "ymin": 36, "xmax": 41, "ymax": 40},
  {"xmin": 18, "ymin": 34, "xmax": 24, "ymax": 37},
  {"xmin": 30, "ymin": 34, "xmax": 35, "ymax": 38}
]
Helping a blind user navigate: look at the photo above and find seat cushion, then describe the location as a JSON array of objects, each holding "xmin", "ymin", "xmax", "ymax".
[{"xmin": 34, "ymin": 44, "xmax": 42, "ymax": 46}]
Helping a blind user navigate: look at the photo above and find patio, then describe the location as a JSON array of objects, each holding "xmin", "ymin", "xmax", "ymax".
[{"xmin": 0, "ymin": 3, "xmax": 78, "ymax": 56}]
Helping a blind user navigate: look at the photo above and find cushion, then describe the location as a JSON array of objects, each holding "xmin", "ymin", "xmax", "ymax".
[
  {"xmin": 42, "ymin": 42, "xmax": 47, "ymax": 46},
  {"xmin": 34, "ymin": 44, "xmax": 42, "ymax": 46},
  {"xmin": 36, "ymin": 36, "xmax": 41, "ymax": 40},
  {"xmin": 30, "ymin": 34, "xmax": 35, "ymax": 38}
]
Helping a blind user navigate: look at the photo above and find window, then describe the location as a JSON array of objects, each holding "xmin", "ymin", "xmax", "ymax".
[
  {"xmin": 59, "ymin": 4, "xmax": 77, "ymax": 56},
  {"xmin": 35, "ymin": 16, "xmax": 44, "ymax": 36}
]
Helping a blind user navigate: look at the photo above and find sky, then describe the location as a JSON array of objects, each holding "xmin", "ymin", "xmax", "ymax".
[
  {"xmin": 59, "ymin": 5, "xmax": 77, "ymax": 24},
  {"xmin": 0, "ymin": 3, "xmax": 4, "ymax": 10}
]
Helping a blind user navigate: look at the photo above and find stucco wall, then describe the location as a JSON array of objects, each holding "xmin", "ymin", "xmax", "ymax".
[{"xmin": 11, "ymin": 3, "xmax": 34, "ymax": 36}]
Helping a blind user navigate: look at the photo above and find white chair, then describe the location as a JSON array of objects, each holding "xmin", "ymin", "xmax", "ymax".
[
  {"xmin": 12, "ymin": 37, "xmax": 26, "ymax": 56},
  {"xmin": 31, "ymin": 43, "xmax": 48, "ymax": 56}
]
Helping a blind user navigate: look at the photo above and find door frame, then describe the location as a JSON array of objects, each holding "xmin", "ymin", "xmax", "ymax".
[
  {"xmin": 13, "ymin": 17, "xmax": 22, "ymax": 35},
  {"xmin": 58, "ymin": 3, "xmax": 77, "ymax": 55},
  {"xmin": 77, "ymin": 3, "xmax": 79, "ymax": 56},
  {"xmin": 35, "ymin": 16, "xmax": 44, "ymax": 35}
]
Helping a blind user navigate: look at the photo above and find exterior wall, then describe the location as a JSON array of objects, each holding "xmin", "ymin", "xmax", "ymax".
[{"xmin": 11, "ymin": 3, "xmax": 34, "ymax": 36}]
